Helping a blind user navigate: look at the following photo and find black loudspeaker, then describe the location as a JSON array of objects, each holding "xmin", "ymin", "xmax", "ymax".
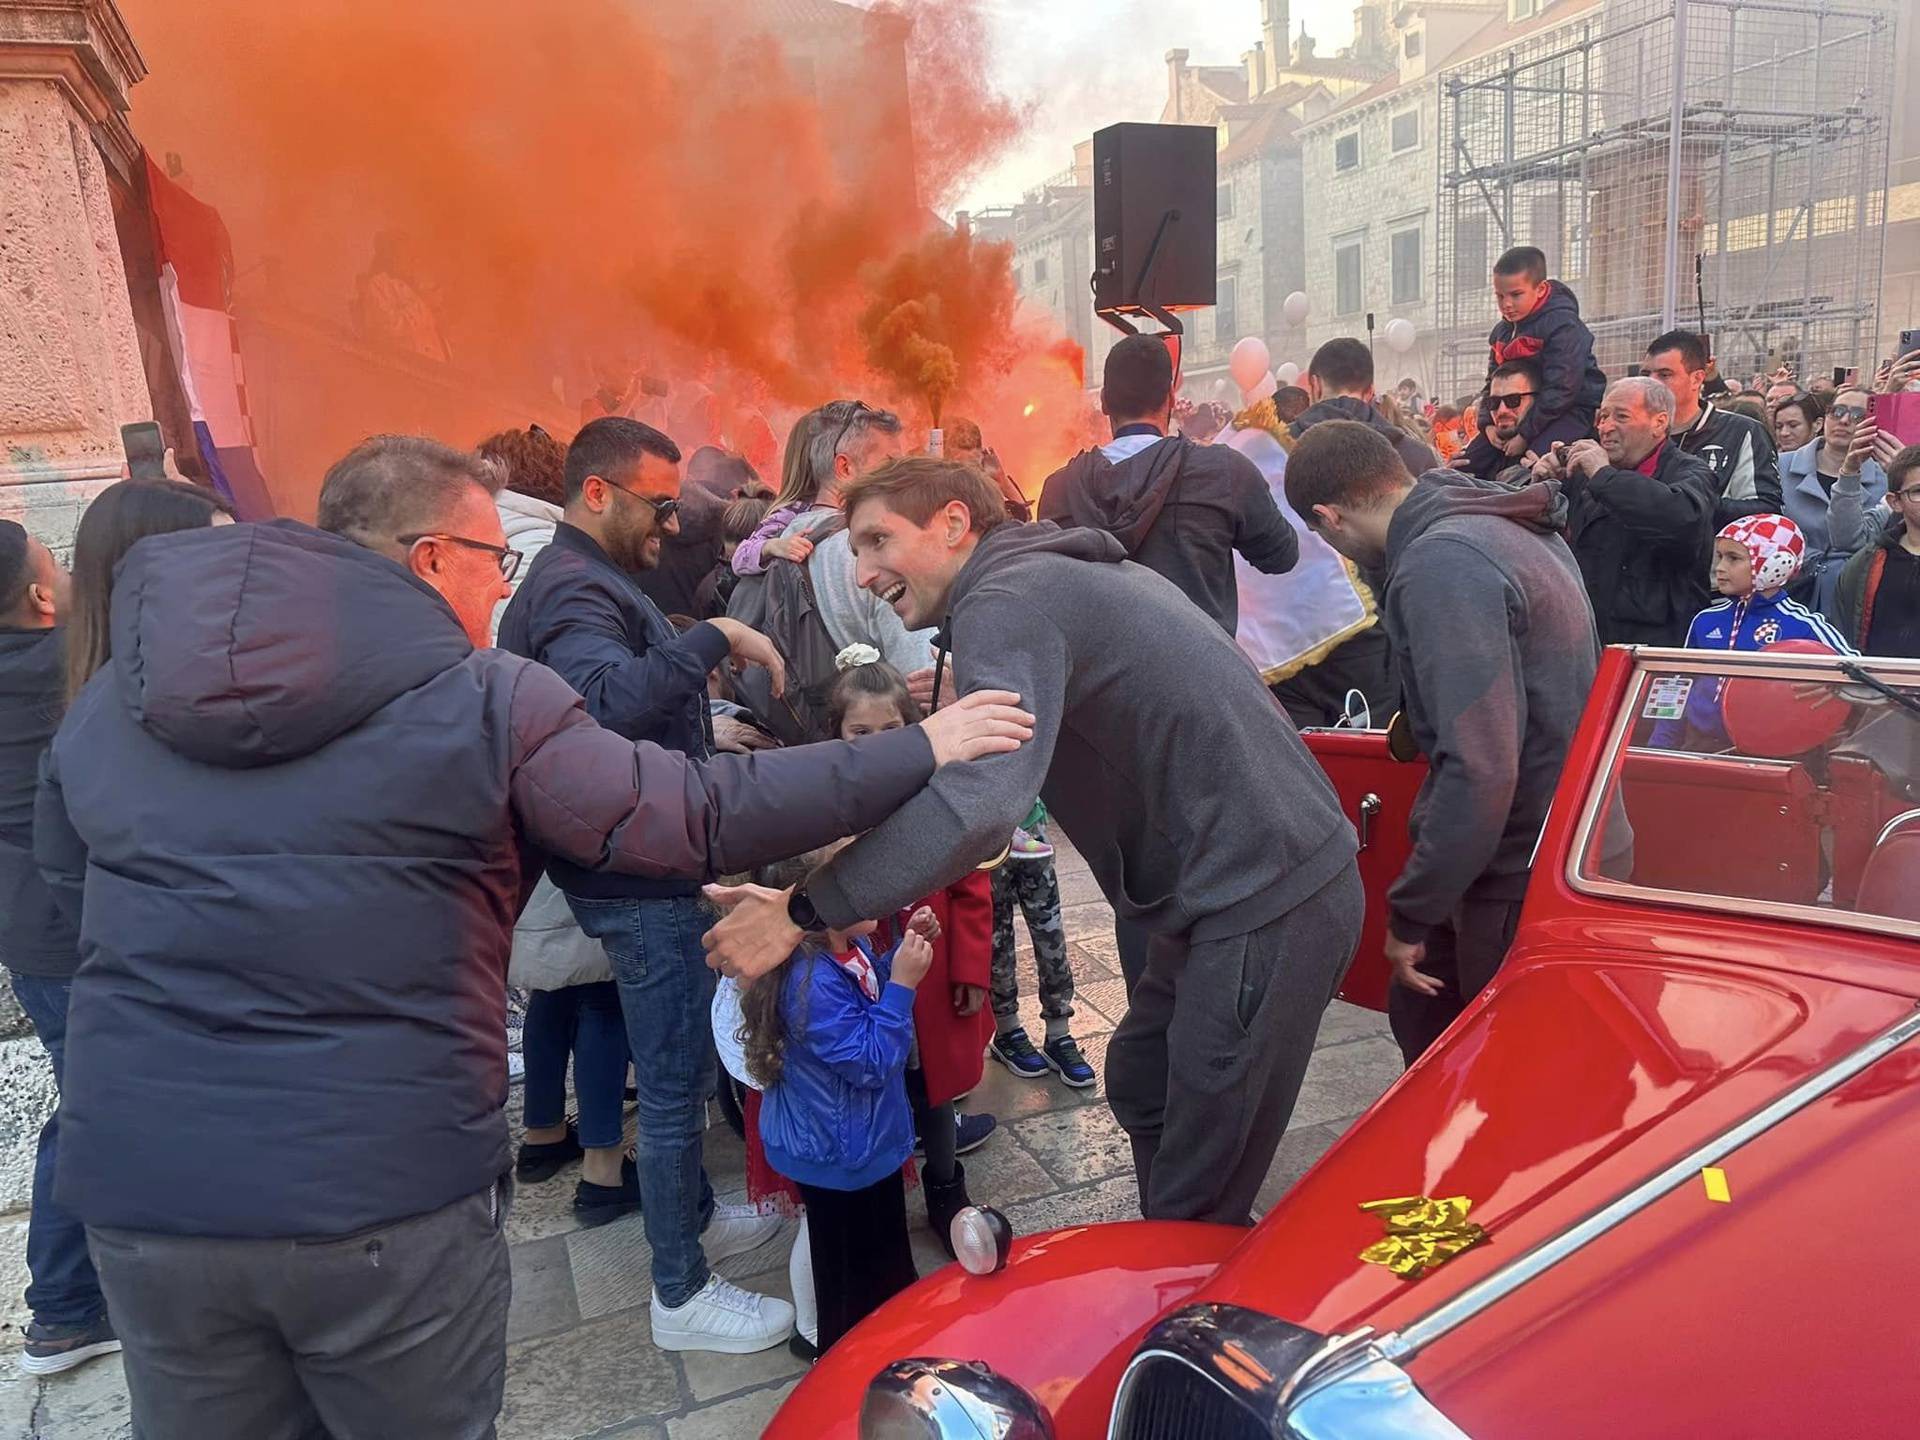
[{"xmin": 1091, "ymin": 122, "xmax": 1218, "ymax": 321}]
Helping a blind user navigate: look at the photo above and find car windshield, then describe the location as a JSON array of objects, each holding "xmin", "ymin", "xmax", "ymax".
[{"xmin": 1573, "ymin": 653, "xmax": 1920, "ymax": 931}]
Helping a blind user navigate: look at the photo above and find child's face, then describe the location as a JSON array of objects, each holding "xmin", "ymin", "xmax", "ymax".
[
  {"xmin": 1712, "ymin": 539, "xmax": 1754, "ymax": 597},
  {"xmin": 839, "ymin": 696, "xmax": 908, "ymax": 740},
  {"xmin": 1493, "ymin": 271, "xmax": 1550, "ymax": 324}
]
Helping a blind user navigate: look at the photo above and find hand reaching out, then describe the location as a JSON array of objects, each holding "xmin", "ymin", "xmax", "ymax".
[
  {"xmin": 919, "ymin": 690, "xmax": 1034, "ymax": 765},
  {"xmin": 706, "ymin": 618, "xmax": 786, "ymax": 699}
]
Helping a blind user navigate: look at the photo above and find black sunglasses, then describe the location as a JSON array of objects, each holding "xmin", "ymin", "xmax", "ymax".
[
  {"xmin": 823, "ymin": 400, "xmax": 878, "ymax": 461},
  {"xmin": 396, "ymin": 532, "xmax": 522, "ymax": 582},
  {"xmin": 599, "ymin": 478, "xmax": 680, "ymax": 525},
  {"xmin": 1488, "ymin": 392, "xmax": 1537, "ymax": 412}
]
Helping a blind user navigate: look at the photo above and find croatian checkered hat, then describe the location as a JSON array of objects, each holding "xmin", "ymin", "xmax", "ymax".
[{"xmin": 1717, "ymin": 513, "xmax": 1805, "ymax": 592}]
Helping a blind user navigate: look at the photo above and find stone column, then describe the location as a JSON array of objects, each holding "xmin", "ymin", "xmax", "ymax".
[{"xmin": 0, "ymin": 0, "xmax": 149, "ymax": 560}]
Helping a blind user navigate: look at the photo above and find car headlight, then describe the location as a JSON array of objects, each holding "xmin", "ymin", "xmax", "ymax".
[{"xmin": 859, "ymin": 1358, "xmax": 1055, "ymax": 1440}]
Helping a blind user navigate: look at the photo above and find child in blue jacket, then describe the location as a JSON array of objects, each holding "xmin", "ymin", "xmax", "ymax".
[
  {"xmin": 1650, "ymin": 512, "xmax": 1856, "ymax": 750},
  {"xmin": 738, "ymin": 851, "xmax": 931, "ymax": 1353}
]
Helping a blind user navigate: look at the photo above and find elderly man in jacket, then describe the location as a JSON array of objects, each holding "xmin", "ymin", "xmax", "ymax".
[
  {"xmin": 34, "ymin": 435, "xmax": 1031, "ymax": 1440},
  {"xmin": 1529, "ymin": 377, "xmax": 1719, "ymax": 646}
]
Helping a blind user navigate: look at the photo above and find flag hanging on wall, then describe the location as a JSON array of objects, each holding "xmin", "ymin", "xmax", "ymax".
[{"xmin": 143, "ymin": 155, "xmax": 274, "ymax": 519}]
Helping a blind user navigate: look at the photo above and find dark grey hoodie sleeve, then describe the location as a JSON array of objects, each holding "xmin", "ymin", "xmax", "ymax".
[
  {"xmin": 1385, "ymin": 542, "xmax": 1525, "ymax": 942},
  {"xmin": 806, "ymin": 593, "xmax": 1065, "ymax": 928},
  {"xmin": 505, "ymin": 660, "xmax": 936, "ymax": 879}
]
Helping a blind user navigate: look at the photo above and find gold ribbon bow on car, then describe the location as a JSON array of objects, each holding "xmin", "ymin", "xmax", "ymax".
[{"xmin": 1357, "ymin": 1194, "xmax": 1488, "ymax": 1279}]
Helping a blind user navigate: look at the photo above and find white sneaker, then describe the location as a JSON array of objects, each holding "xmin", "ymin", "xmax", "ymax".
[
  {"xmin": 650, "ymin": 1275, "xmax": 794, "ymax": 1354},
  {"xmin": 702, "ymin": 1201, "xmax": 783, "ymax": 1265}
]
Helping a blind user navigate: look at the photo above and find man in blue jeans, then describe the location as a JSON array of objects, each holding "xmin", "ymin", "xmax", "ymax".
[
  {"xmin": 500, "ymin": 417, "xmax": 798, "ymax": 1354},
  {"xmin": 0, "ymin": 522, "xmax": 117, "ymax": 1375}
]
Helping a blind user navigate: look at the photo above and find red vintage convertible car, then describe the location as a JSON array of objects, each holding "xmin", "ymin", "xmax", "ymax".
[{"xmin": 767, "ymin": 645, "xmax": 1920, "ymax": 1439}]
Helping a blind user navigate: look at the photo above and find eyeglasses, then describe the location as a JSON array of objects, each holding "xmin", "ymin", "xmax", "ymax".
[
  {"xmin": 396, "ymin": 533, "xmax": 522, "ymax": 581},
  {"xmin": 599, "ymin": 478, "xmax": 680, "ymax": 525},
  {"xmin": 1829, "ymin": 404, "xmax": 1870, "ymax": 421},
  {"xmin": 1488, "ymin": 392, "xmax": 1537, "ymax": 412},
  {"xmin": 1894, "ymin": 486, "xmax": 1920, "ymax": 504}
]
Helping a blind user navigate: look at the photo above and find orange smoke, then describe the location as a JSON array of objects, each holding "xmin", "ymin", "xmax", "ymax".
[{"xmin": 117, "ymin": 0, "xmax": 1097, "ymax": 516}]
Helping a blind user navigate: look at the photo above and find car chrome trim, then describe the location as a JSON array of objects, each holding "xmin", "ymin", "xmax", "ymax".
[
  {"xmin": 1874, "ymin": 807, "xmax": 1920, "ymax": 847},
  {"xmin": 1565, "ymin": 657, "xmax": 1920, "ymax": 943},
  {"xmin": 1377, "ymin": 1005, "xmax": 1920, "ymax": 1366},
  {"xmin": 1108, "ymin": 1307, "xmax": 1469, "ymax": 1440},
  {"xmin": 861, "ymin": 1357, "xmax": 1055, "ymax": 1440}
]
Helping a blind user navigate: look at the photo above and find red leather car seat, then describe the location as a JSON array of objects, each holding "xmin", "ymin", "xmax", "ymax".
[{"xmin": 1856, "ymin": 810, "xmax": 1920, "ymax": 922}]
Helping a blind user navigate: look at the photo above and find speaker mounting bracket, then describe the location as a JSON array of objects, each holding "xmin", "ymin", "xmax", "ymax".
[{"xmin": 1095, "ymin": 207, "xmax": 1187, "ymax": 340}]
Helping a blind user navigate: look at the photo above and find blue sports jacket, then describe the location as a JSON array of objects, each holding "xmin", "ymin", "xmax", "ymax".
[
  {"xmin": 1649, "ymin": 589, "xmax": 1856, "ymax": 748},
  {"xmin": 757, "ymin": 937, "xmax": 917, "ymax": 1191}
]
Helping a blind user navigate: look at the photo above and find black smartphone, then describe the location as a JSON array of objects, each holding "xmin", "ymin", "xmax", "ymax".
[
  {"xmin": 1899, "ymin": 328, "xmax": 1920, "ymax": 360},
  {"xmin": 120, "ymin": 422, "xmax": 167, "ymax": 483},
  {"xmin": 1832, "ymin": 366, "xmax": 1849, "ymax": 386}
]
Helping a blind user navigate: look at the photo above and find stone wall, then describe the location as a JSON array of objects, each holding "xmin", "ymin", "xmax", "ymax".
[{"xmin": 1300, "ymin": 82, "xmax": 1446, "ymax": 387}]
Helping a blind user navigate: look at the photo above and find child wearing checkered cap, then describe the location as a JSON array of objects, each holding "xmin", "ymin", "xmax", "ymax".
[{"xmin": 1649, "ymin": 513, "xmax": 1856, "ymax": 750}]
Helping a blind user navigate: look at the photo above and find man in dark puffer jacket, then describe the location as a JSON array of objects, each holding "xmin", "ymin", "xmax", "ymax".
[
  {"xmin": 34, "ymin": 437, "xmax": 1031, "ymax": 1440},
  {"xmin": 1527, "ymin": 377, "xmax": 1718, "ymax": 646}
]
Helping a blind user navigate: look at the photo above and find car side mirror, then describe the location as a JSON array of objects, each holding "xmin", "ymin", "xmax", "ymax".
[{"xmin": 1387, "ymin": 711, "xmax": 1420, "ymax": 763}]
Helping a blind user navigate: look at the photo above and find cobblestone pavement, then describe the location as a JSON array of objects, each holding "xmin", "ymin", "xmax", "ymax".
[{"xmin": 0, "ymin": 843, "xmax": 1398, "ymax": 1439}]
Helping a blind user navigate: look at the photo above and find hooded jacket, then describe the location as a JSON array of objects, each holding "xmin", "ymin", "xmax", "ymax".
[
  {"xmin": 806, "ymin": 523, "xmax": 1358, "ymax": 944},
  {"xmin": 1563, "ymin": 441, "xmax": 1719, "ymax": 646},
  {"xmin": 34, "ymin": 519, "xmax": 938, "ymax": 1238},
  {"xmin": 0, "ymin": 628, "xmax": 76, "ymax": 977},
  {"xmin": 1290, "ymin": 395, "xmax": 1440, "ymax": 481},
  {"xmin": 1485, "ymin": 280, "xmax": 1608, "ymax": 442},
  {"xmin": 1037, "ymin": 433, "xmax": 1298, "ymax": 633},
  {"xmin": 1380, "ymin": 473, "xmax": 1599, "ymax": 943},
  {"xmin": 1832, "ymin": 516, "xmax": 1920, "ymax": 657}
]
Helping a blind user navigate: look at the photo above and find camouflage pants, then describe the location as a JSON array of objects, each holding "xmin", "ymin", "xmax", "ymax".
[{"xmin": 990, "ymin": 858, "xmax": 1074, "ymax": 1025}]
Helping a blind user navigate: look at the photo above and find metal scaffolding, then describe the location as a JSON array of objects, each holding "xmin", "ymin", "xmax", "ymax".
[{"xmin": 1434, "ymin": 0, "xmax": 1897, "ymax": 402}]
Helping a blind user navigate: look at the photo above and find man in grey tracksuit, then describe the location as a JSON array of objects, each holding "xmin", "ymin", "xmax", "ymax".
[
  {"xmin": 704, "ymin": 458, "xmax": 1363, "ymax": 1227},
  {"xmin": 1284, "ymin": 420, "xmax": 1600, "ymax": 1063}
]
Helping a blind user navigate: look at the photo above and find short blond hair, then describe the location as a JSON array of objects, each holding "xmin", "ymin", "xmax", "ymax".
[{"xmin": 841, "ymin": 456, "xmax": 1009, "ymax": 536}]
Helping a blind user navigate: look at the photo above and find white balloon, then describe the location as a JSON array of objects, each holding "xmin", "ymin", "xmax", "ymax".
[
  {"xmin": 1276, "ymin": 361, "xmax": 1300, "ymax": 385},
  {"xmin": 1244, "ymin": 370, "xmax": 1278, "ymax": 405},
  {"xmin": 1282, "ymin": 291, "xmax": 1310, "ymax": 327},
  {"xmin": 1229, "ymin": 337, "xmax": 1271, "ymax": 393},
  {"xmin": 1384, "ymin": 317, "xmax": 1418, "ymax": 354}
]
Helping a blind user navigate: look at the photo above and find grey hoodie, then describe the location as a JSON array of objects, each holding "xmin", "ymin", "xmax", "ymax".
[
  {"xmin": 809, "ymin": 522, "xmax": 1358, "ymax": 942},
  {"xmin": 1380, "ymin": 472, "xmax": 1598, "ymax": 942}
]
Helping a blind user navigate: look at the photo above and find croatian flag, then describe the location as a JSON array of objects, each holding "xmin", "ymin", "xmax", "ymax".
[{"xmin": 144, "ymin": 155, "xmax": 274, "ymax": 519}]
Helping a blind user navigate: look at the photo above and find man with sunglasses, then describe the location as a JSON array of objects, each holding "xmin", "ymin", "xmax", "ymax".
[
  {"xmin": 499, "ymin": 416, "xmax": 803, "ymax": 1354},
  {"xmin": 1451, "ymin": 359, "xmax": 1545, "ymax": 481}
]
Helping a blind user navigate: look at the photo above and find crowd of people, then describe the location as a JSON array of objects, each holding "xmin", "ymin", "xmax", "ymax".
[{"xmin": 0, "ymin": 234, "xmax": 1915, "ymax": 1438}]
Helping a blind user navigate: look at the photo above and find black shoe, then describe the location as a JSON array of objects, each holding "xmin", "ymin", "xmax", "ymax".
[
  {"xmin": 19, "ymin": 1315, "xmax": 120, "ymax": 1376},
  {"xmin": 574, "ymin": 1156, "xmax": 643, "ymax": 1228},
  {"xmin": 924, "ymin": 1160, "xmax": 973, "ymax": 1261},
  {"xmin": 515, "ymin": 1121, "xmax": 582, "ymax": 1183},
  {"xmin": 788, "ymin": 1331, "xmax": 820, "ymax": 1363}
]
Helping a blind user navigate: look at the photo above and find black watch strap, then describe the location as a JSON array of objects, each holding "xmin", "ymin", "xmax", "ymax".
[{"xmin": 786, "ymin": 886, "xmax": 824, "ymax": 933}]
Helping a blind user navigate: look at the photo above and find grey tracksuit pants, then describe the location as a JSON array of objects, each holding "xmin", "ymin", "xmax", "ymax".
[{"xmin": 1105, "ymin": 866, "xmax": 1364, "ymax": 1226}]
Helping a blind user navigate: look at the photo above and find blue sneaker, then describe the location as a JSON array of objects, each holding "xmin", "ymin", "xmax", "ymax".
[
  {"xmin": 989, "ymin": 1027, "xmax": 1049, "ymax": 1079},
  {"xmin": 954, "ymin": 1111, "xmax": 998, "ymax": 1156},
  {"xmin": 1043, "ymin": 1035, "xmax": 1096, "ymax": 1089}
]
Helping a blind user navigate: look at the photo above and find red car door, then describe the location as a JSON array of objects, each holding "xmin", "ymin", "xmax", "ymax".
[{"xmin": 1302, "ymin": 730, "xmax": 1427, "ymax": 1011}]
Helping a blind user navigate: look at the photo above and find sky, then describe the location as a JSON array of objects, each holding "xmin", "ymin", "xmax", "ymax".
[{"xmin": 960, "ymin": 0, "xmax": 1359, "ymax": 214}]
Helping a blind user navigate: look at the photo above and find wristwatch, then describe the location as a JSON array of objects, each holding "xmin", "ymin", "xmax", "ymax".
[{"xmin": 786, "ymin": 886, "xmax": 824, "ymax": 934}]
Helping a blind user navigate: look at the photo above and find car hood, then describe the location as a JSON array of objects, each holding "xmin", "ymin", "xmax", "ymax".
[{"xmin": 1191, "ymin": 948, "xmax": 1920, "ymax": 1437}]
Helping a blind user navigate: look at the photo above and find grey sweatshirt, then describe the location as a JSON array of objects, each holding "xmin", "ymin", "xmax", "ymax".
[
  {"xmin": 1380, "ymin": 472, "xmax": 1599, "ymax": 943},
  {"xmin": 809, "ymin": 523, "xmax": 1358, "ymax": 941}
]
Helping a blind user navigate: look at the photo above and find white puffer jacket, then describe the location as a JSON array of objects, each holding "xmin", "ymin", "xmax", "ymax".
[{"xmin": 492, "ymin": 489, "xmax": 563, "ymax": 640}]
